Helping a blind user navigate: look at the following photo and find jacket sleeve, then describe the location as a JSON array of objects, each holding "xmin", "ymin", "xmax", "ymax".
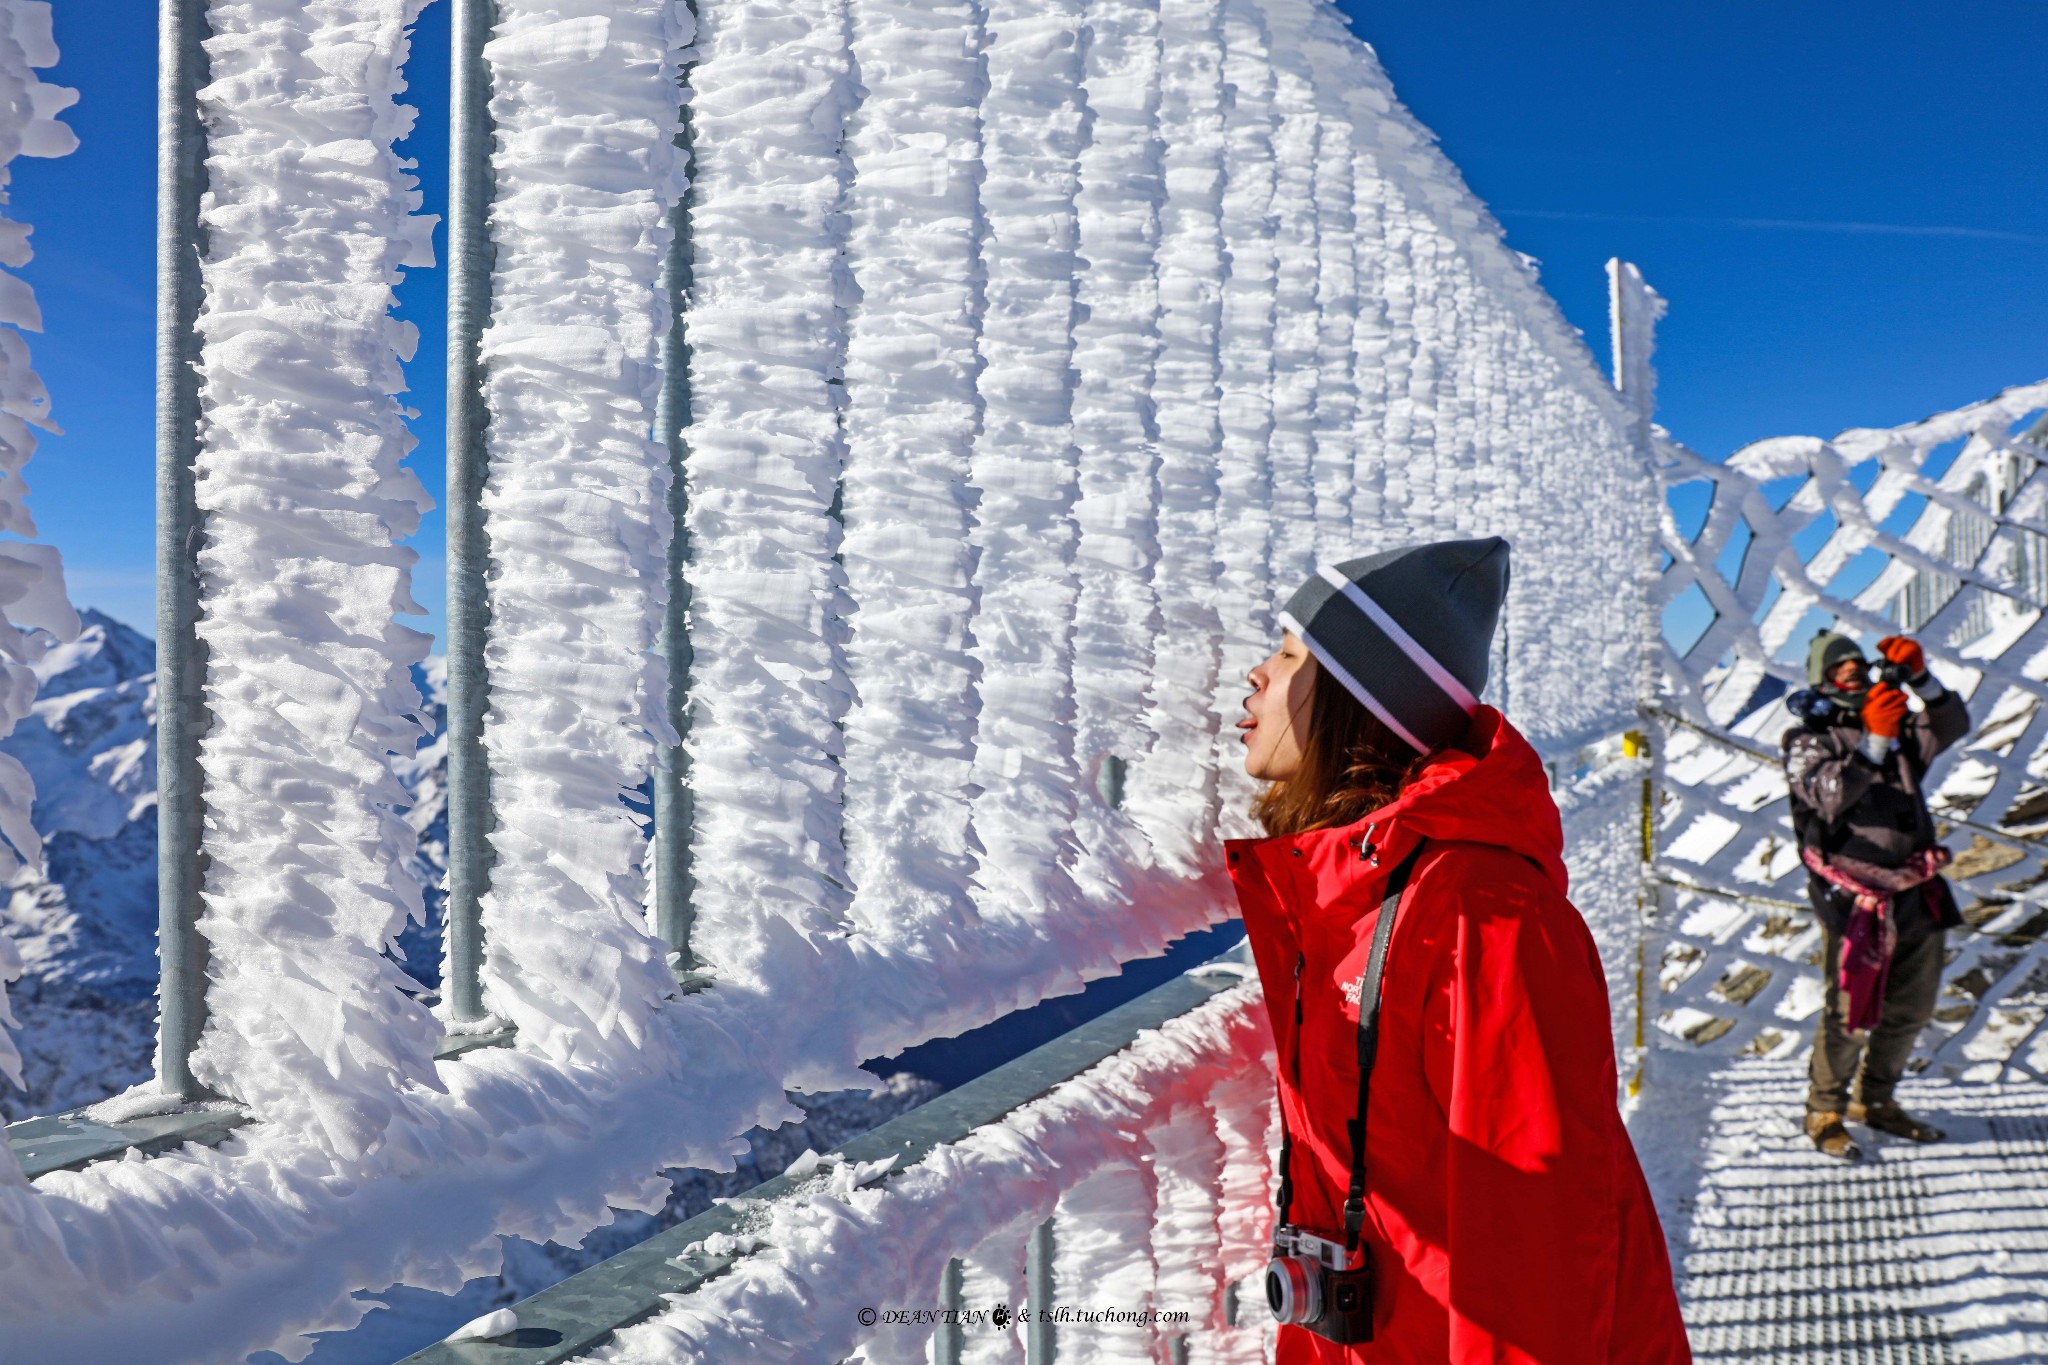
[
  {"xmin": 1227, "ymin": 847, "xmax": 1302, "ymax": 1069},
  {"xmin": 1784, "ymin": 726, "xmax": 1878, "ymax": 826},
  {"xmin": 1905, "ymin": 684, "xmax": 1968, "ymax": 770},
  {"xmin": 1421, "ymin": 863, "xmax": 1626, "ymax": 1364}
]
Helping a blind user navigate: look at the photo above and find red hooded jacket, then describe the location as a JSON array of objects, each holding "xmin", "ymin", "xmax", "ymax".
[{"xmin": 1226, "ymin": 707, "xmax": 1691, "ymax": 1364}]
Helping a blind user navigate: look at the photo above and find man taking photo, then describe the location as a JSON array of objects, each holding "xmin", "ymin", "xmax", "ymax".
[{"xmin": 1782, "ymin": 630, "xmax": 1967, "ymax": 1161}]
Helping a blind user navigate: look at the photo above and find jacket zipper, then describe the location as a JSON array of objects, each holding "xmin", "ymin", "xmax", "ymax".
[{"xmin": 1291, "ymin": 950, "xmax": 1305, "ymax": 1087}]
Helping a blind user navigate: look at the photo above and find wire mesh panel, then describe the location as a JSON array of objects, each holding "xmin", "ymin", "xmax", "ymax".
[{"xmin": 1650, "ymin": 383, "xmax": 2048, "ymax": 1075}]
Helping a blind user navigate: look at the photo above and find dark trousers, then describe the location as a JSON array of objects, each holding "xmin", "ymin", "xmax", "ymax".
[{"xmin": 1806, "ymin": 924, "xmax": 1946, "ymax": 1114}]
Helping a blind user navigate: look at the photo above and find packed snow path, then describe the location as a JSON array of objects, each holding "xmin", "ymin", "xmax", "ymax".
[{"xmin": 1649, "ymin": 1060, "xmax": 2048, "ymax": 1364}]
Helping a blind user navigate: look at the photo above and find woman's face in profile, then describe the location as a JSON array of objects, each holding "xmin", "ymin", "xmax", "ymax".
[{"xmin": 1242, "ymin": 631, "xmax": 1316, "ymax": 782}]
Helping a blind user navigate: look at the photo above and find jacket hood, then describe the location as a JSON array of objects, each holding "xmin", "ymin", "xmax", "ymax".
[{"xmin": 1231, "ymin": 705, "xmax": 1569, "ymax": 895}]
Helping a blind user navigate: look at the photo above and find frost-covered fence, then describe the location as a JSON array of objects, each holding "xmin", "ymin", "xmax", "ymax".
[
  {"xmin": 1648, "ymin": 374, "xmax": 2048, "ymax": 1072},
  {"xmin": 652, "ymin": 0, "xmax": 1658, "ymax": 1079},
  {"xmin": 0, "ymin": 0, "xmax": 1670, "ymax": 1354},
  {"xmin": 427, "ymin": 0, "xmax": 1661, "ymax": 1080}
]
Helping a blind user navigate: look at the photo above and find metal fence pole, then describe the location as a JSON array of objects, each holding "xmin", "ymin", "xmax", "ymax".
[
  {"xmin": 1026, "ymin": 1218, "xmax": 1056, "ymax": 1364},
  {"xmin": 934, "ymin": 1257, "xmax": 965, "ymax": 1365},
  {"xmin": 155, "ymin": 0, "xmax": 213, "ymax": 1103},
  {"xmin": 652, "ymin": 18, "xmax": 698, "ymax": 967},
  {"xmin": 443, "ymin": 0, "xmax": 497, "ymax": 1023}
]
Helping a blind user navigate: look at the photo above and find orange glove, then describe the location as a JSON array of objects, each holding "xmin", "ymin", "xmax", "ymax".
[
  {"xmin": 1862, "ymin": 682, "xmax": 1909, "ymax": 740},
  {"xmin": 1876, "ymin": 635, "xmax": 1926, "ymax": 681}
]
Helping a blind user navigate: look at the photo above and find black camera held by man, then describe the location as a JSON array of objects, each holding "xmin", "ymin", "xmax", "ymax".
[
  {"xmin": 1868, "ymin": 658, "xmax": 1913, "ymax": 686},
  {"xmin": 1266, "ymin": 1223, "xmax": 1375, "ymax": 1344}
]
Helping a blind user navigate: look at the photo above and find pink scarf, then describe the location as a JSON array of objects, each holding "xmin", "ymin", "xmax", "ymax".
[{"xmin": 1801, "ymin": 844, "xmax": 1952, "ymax": 1032}]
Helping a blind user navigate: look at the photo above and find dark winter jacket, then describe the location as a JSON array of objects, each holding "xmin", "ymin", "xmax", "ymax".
[
  {"xmin": 1782, "ymin": 685, "xmax": 1969, "ymax": 936},
  {"xmin": 1228, "ymin": 706, "xmax": 1691, "ymax": 1364}
]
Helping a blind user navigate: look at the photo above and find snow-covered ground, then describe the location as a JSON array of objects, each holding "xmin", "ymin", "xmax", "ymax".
[{"xmin": 1634, "ymin": 1053, "xmax": 2048, "ymax": 1363}]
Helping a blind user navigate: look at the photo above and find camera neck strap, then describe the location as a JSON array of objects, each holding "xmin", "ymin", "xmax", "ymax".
[{"xmin": 1273, "ymin": 838, "xmax": 1429, "ymax": 1254}]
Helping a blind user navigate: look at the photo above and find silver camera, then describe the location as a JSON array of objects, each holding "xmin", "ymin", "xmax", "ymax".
[{"xmin": 1266, "ymin": 1224, "xmax": 1373, "ymax": 1343}]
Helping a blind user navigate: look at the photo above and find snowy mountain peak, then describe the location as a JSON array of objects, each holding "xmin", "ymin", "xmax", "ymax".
[{"xmin": 35, "ymin": 608, "xmax": 153, "ymax": 698}]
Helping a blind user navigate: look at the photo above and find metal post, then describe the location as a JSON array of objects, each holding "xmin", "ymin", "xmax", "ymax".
[
  {"xmin": 653, "ymin": 17, "xmax": 698, "ymax": 970},
  {"xmin": 155, "ymin": 0, "xmax": 213, "ymax": 1102},
  {"xmin": 1026, "ymin": 1218, "xmax": 1056, "ymax": 1365},
  {"xmin": 443, "ymin": 0, "xmax": 497, "ymax": 1023},
  {"xmin": 1624, "ymin": 727, "xmax": 1653, "ymax": 1097},
  {"xmin": 934, "ymin": 1257, "xmax": 965, "ymax": 1365}
]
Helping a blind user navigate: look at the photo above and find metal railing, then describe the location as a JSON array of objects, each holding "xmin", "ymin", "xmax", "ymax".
[{"xmin": 395, "ymin": 941, "xmax": 1256, "ymax": 1365}]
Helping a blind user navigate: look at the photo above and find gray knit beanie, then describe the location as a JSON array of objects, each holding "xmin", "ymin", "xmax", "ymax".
[{"xmin": 1278, "ymin": 537, "xmax": 1511, "ymax": 755}]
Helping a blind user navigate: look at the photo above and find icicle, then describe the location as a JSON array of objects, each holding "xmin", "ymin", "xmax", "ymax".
[
  {"xmin": 187, "ymin": 0, "xmax": 440, "ymax": 1155},
  {"xmin": 474, "ymin": 0, "xmax": 693, "ymax": 1060}
]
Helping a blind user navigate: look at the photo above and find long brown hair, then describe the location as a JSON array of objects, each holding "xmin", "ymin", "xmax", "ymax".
[{"xmin": 1253, "ymin": 657, "xmax": 1427, "ymax": 838}]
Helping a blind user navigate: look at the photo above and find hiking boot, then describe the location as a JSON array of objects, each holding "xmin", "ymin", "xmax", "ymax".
[
  {"xmin": 1804, "ymin": 1110, "xmax": 1863, "ymax": 1160},
  {"xmin": 1848, "ymin": 1099, "xmax": 1945, "ymax": 1143}
]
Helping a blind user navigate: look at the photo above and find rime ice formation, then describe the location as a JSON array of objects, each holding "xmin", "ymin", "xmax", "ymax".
[
  {"xmin": 1126, "ymin": 0, "xmax": 1226, "ymax": 877},
  {"xmin": 474, "ymin": 0, "xmax": 691, "ymax": 1060},
  {"xmin": 594, "ymin": 980, "xmax": 1276, "ymax": 1365},
  {"xmin": 1070, "ymin": 0, "xmax": 1165, "ymax": 859},
  {"xmin": 0, "ymin": 0, "xmax": 75, "ymax": 1117},
  {"xmin": 183, "ymin": 0, "xmax": 443, "ymax": 1155},
  {"xmin": 833, "ymin": 0, "xmax": 987, "ymax": 1030},
  {"xmin": 680, "ymin": 0, "xmax": 860, "ymax": 984},
  {"xmin": 0, "ymin": 0, "xmax": 82, "ymax": 1249},
  {"xmin": 1208, "ymin": 0, "xmax": 1278, "ymax": 841},
  {"xmin": 964, "ymin": 0, "xmax": 1088, "ymax": 945}
]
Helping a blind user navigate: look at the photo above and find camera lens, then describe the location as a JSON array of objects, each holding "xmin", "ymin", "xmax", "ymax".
[{"xmin": 1265, "ymin": 1257, "xmax": 1322, "ymax": 1324}]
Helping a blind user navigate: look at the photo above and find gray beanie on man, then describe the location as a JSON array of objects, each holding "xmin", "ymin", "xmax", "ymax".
[{"xmin": 1278, "ymin": 537, "xmax": 1511, "ymax": 755}]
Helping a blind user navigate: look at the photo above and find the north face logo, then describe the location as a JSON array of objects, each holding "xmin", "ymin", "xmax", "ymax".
[{"xmin": 1340, "ymin": 974, "xmax": 1365, "ymax": 1009}]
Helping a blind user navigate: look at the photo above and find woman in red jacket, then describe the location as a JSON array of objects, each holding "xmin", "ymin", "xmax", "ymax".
[{"xmin": 1228, "ymin": 537, "xmax": 1691, "ymax": 1363}]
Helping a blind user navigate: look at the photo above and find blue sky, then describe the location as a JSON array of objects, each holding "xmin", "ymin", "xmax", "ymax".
[{"xmin": 12, "ymin": 0, "xmax": 2046, "ymax": 640}]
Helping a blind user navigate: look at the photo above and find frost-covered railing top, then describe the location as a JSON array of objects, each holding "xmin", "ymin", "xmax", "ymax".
[
  {"xmin": 400, "ymin": 946, "xmax": 1281, "ymax": 1365},
  {"xmin": 2, "ymin": 0, "xmax": 1662, "ymax": 1357},
  {"xmin": 1649, "ymin": 377, "xmax": 2048, "ymax": 1068}
]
